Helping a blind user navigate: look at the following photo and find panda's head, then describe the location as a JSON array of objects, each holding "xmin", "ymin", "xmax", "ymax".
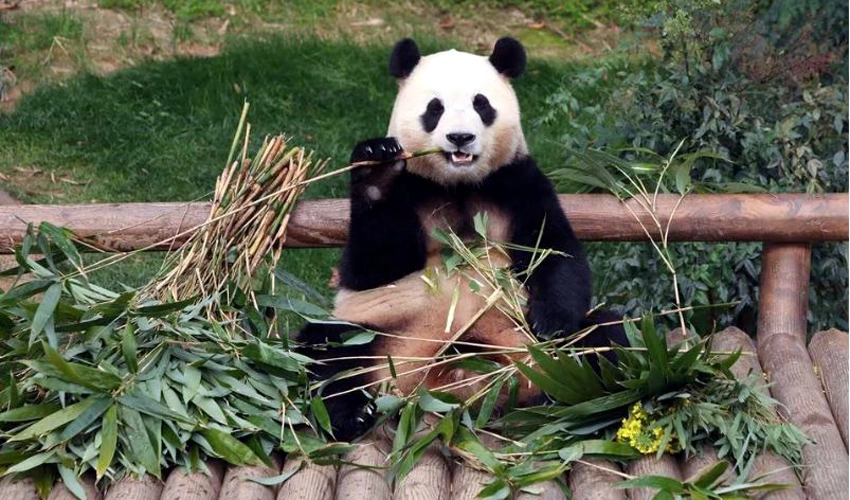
[{"xmin": 387, "ymin": 38, "xmax": 528, "ymax": 185}]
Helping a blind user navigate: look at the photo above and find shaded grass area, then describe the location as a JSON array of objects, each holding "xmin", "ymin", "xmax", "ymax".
[{"xmin": 0, "ymin": 36, "xmax": 615, "ymax": 291}]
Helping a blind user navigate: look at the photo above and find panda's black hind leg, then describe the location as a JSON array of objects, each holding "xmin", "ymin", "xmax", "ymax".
[
  {"xmin": 575, "ymin": 309, "xmax": 629, "ymax": 369},
  {"xmin": 296, "ymin": 322, "xmax": 377, "ymax": 441}
]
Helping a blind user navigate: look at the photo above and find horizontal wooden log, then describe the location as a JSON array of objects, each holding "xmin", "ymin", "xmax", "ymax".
[
  {"xmin": 450, "ymin": 462, "xmax": 493, "ymax": 500},
  {"xmin": 0, "ymin": 476, "xmax": 39, "ymax": 500},
  {"xmin": 0, "ymin": 194, "xmax": 845, "ymax": 253},
  {"xmin": 275, "ymin": 457, "xmax": 336, "ymax": 500},
  {"xmin": 394, "ymin": 444, "xmax": 451, "ymax": 500},
  {"xmin": 807, "ymin": 329, "xmax": 849, "ymax": 449},
  {"xmin": 625, "ymin": 454, "xmax": 681, "ymax": 500},
  {"xmin": 568, "ymin": 459, "xmax": 626, "ymax": 500},
  {"xmin": 103, "ymin": 474, "xmax": 163, "ymax": 500},
  {"xmin": 336, "ymin": 441, "xmax": 391, "ymax": 500},
  {"xmin": 48, "ymin": 474, "xmax": 101, "ymax": 500},
  {"xmin": 160, "ymin": 460, "xmax": 224, "ymax": 500},
  {"xmin": 217, "ymin": 461, "xmax": 280, "ymax": 500}
]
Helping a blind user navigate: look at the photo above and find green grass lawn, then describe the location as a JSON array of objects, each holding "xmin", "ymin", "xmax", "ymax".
[{"xmin": 0, "ymin": 35, "xmax": 620, "ymax": 293}]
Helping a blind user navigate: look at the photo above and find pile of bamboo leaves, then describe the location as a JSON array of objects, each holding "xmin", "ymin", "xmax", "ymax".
[{"xmin": 0, "ymin": 104, "xmax": 341, "ymax": 498}]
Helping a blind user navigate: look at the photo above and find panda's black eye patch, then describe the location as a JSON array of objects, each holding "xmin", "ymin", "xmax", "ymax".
[
  {"xmin": 473, "ymin": 94, "xmax": 497, "ymax": 126},
  {"xmin": 420, "ymin": 98, "xmax": 444, "ymax": 133}
]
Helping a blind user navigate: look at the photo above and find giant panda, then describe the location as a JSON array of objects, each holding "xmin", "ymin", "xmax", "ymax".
[{"xmin": 298, "ymin": 37, "xmax": 625, "ymax": 440}]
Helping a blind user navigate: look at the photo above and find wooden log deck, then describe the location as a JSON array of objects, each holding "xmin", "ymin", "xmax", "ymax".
[{"xmin": 0, "ymin": 193, "xmax": 847, "ymax": 500}]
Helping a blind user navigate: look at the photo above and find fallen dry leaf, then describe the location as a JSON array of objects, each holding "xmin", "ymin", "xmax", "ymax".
[
  {"xmin": 13, "ymin": 166, "xmax": 42, "ymax": 175},
  {"xmin": 350, "ymin": 18, "xmax": 384, "ymax": 27}
]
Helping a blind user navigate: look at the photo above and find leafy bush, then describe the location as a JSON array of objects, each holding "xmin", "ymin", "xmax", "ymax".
[{"xmin": 542, "ymin": 0, "xmax": 848, "ymax": 332}]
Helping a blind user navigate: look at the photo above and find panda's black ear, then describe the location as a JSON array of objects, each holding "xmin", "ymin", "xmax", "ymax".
[
  {"xmin": 389, "ymin": 38, "xmax": 421, "ymax": 79},
  {"xmin": 489, "ymin": 37, "xmax": 526, "ymax": 78}
]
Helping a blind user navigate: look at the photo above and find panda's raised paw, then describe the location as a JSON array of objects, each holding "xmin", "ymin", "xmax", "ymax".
[{"xmin": 350, "ymin": 137, "xmax": 405, "ymax": 165}]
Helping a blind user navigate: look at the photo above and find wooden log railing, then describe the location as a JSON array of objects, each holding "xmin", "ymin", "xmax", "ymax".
[
  {"xmin": 0, "ymin": 193, "xmax": 846, "ymax": 253},
  {"xmin": 0, "ymin": 193, "xmax": 847, "ymax": 500}
]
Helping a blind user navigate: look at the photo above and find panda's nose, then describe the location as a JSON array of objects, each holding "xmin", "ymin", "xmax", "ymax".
[{"xmin": 446, "ymin": 133, "xmax": 475, "ymax": 147}]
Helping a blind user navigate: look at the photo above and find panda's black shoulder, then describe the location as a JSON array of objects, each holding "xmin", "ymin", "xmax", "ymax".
[{"xmin": 480, "ymin": 155, "xmax": 560, "ymax": 208}]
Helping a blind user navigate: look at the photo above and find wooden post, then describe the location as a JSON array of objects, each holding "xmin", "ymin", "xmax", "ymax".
[{"xmin": 756, "ymin": 243, "xmax": 848, "ymax": 500}]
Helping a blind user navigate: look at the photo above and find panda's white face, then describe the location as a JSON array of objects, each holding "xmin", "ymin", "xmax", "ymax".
[{"xmin": 388, "ymin": 49, "xmax": 527, "ymax": 185}]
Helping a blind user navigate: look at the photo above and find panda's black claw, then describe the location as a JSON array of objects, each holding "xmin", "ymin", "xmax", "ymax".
[
  {"xmin": 331, "ymin": 400, "xmax": 377, "ymax": 442},
  {"xmin": 351, "ymin": 137, "xmax": 404, "ymax": 164}
]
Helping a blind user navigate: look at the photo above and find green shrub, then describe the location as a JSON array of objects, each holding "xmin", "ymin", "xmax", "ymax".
[{"xmin": 544, "ymin": 0, "xmax": 848, "ymax": 332}]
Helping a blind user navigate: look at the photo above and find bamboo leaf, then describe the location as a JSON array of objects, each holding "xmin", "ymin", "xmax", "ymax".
[
  {"xmin": 0, "ymin": 403, "xmax": 61, "ymax": 422},
  {"xmin": 558, "ymin": 439, "xmax": 640, "ymax": 462},
  {"xmin": 121, "ymin": 407, "xmax": 160, "ymax": 478},
  {"xmin": 514, "ymin": 361, "xmax": 585, "ymax": 405},
  {"xmin": 9, "ymin": 397, "xmax": 101, "ymax": 442},
  {"xmin": 310, "ymin": 396, "xmax": 333, "ymax": 436},
  {"xmin": 530, "ymin": 344, "xmax": 603, "ymax": 399},
  {"xmin": 117, "ymin": 392, "xmax": 193, "ymax": 425},
  {"xmin": 31, "ymin": 282, "xmax": 62, "ymax": 341},
  {"xmin": 0, "ymin": 279, "xmax": 53, "ymax": 306},
  {"xmin": 97, "ymin": 405, "xmax": 118, "ymax": 480},
  {"xmin": 692, "ymin": 460, "xmax": 729, "ymax": 488},
  {"xmin": 393, "ymin": 403, "xmax": 417, "ymax": 455},
  {"xmin": 476, "ymin": 478, "xmax": 511, "ymax": 500},
  {"xmin": 57, "ymin": 464, "xmax": 87, "ymax": 500},
  {"xmin": 418, "ymin": 389, "xmax": 460, "ymax": 413},
  {"xmin": 272, "ymin": 269, "xmax": 330, "ymax": 307},
  {"xmin": 202, "ymin": 428, "xmax": 260, "ymax": 466},
  {"xmin": 513, "ymin": 463, "xmax": 567, "ymax": 487},
  {"xmin": 243, "ymin": 341, "xmax": 308, "ymax": 372},
  {"xmin": 339, "ymin": 329, "xmax": 376, "ymax": 346},
  {"xmin": 553, "ymin": 389, "xmax": 642, "ymax": 418},
  {"xmin": 615, "ymin": 475, "xmax": 686, "ymax": 493},
  {"xmin": 255, "ymin": 295, "xmax": 327, "ymax": 317},
  {"xmin": 454, "ymin": 427, "xmax": 502, "ymax": 472},
  {"xmin": 641, "ymin": 317, "xmax": 669, "ymax": 392},
  {"xmin": 29, "ymin": 465, "xmax": 56, "ymax": 500},
  {"xmin": 193, "ymin": 396, "xmax": 228, "ymax": 425},
  {"xmin": 249, "ymin": 467, "xmax": 300, "ymax": 486},
  {"xmin": 670, "ymin": 341, "xmax": 703, "ymax": 377},
  {"xmin": 674, "ymin": 162, "xmax": 692, "ymax": 194},
  {"xmin": 122, "ymin": 321, "xmax": 138, "ymax": 374},
  {"xmin": 5, "ymin": 450, "xmax": 57, "ymax": 474},
  {"xmin": 182, "ymin": 366, "xmax": 202, "ymax": 403},
  {"xmin": 133, "ymin": 298, "xmax": 196, "ymax": 317},
  {"xmin": 37, "ymin": 223, "xmax": 83, "ymax": 268},
  {"xmin": 42, "ymin": 341, "xmax": 122, "ymax": 391},
  {"xmin": 475, "ymin": 379, "xmax": 504, "ymax": 428},
  {"xmin": 58, "ymin": 396, "xmax": 112, "ymax": 442}
]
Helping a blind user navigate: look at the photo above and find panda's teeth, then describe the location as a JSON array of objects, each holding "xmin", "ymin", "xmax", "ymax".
[{"xmin": 450, "ymin": 152, "xmax": 473, "ymax": 165}]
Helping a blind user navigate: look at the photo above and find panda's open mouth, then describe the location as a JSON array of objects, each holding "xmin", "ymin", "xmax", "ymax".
[{"xmin": 446, "ymin": 151, "xmax": 477, "ymax": 166}]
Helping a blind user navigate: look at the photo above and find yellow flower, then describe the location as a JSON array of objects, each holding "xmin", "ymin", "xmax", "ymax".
[{"xmin": 616, "ymin": 402, "xmax": 677, "ymax": 455}]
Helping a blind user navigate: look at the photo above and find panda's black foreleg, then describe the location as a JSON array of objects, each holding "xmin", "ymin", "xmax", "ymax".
[
  {"xmin": 339, "ymin": 137, "xmax": 426, "ymax": 291},
  {"xmin": 295, "ymin": 322, "xmax": 377, "ymax": 441},
  {"xmin": 482, "ymin": 158, "xmax": 593, "ymax": 337}
]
